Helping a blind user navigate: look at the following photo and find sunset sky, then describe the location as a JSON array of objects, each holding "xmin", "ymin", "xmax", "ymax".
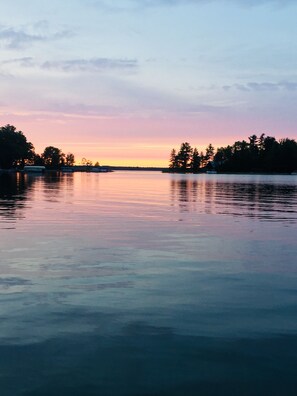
[{"xmin": 1, "ymin": 0, "xmax": 296, "ymax": 166}]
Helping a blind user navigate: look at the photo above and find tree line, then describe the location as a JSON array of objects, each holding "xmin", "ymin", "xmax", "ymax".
[
  {"xmin": 0, "ymin": 124, "xmax": 75, "ymax": 169},
  {"xmin": 169, "ymin": 134, "xmax": 297, "ymax": 173},
  {"xmin": 169, "ymin": 142, "xmax": 215, "ymax": 172}
]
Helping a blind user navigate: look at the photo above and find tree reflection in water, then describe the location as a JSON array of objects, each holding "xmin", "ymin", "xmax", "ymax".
[
  {"xmin": 0, "ymin": 172, "xmax": 32, "ymax": 224},
  {"xmin": 170, "ymin": 176, "xmax": 297, "ymax": 222},
  {"xmin": 0, "ymin": 172, "xmax": 74, "ymax": 225}
]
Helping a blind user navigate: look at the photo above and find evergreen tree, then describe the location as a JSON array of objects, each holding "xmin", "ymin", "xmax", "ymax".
[
  {"xmin": 169, "ymin": 149, "xmax": 178, "ymax": 169},
  {"xmin": 191, "ymin": 148, "xmax": 201, "ymax": 173},
  {"xmin": 278, "ymin": 138, "xmax": 297, "ymax": 172},
  {"xmin": 205, "ymin": 144, "xmax": 215, "ymax": 163},
  {"xmin": 168, "ymin": 134, "xmax": 297, "ymax": 173},
  {"xmin": 177, "ymin": 142, "xmax": 193, "ymax": 171}
]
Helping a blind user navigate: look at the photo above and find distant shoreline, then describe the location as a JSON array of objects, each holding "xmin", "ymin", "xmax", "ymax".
[
  {"xmin": 163, "ymin": 170, "xmax": 296, "ymax": 175},
  {"xmin": 1, "ymin": 167, "xmax": 296, "ymax": 175},
  {"xmin": 0, "ymin": 166, "xmax": 167, "ymax": 173}
]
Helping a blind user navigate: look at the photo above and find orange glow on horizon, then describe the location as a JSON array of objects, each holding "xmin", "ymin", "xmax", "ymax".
[
  {"xmin": 88, "ymin": 158, "xmax": 168, "ymax": 167},
  {"xmin": 2, "ymin": 109, "xmax": 296, "ymax": 168}
]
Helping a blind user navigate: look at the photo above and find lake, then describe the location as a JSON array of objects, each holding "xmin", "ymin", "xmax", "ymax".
[{"xmin": 1, "ymin": 171, "xmax": 297, "ymax": 395}]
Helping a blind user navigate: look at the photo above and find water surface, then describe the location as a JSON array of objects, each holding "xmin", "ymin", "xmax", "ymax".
[{"xmin": 1, "ymin": 172, "xmax": 297, "ymax": 395}]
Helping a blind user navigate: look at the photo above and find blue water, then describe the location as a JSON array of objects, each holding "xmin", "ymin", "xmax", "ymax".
[{"xmin": 1, "ymin": 172, "xmax": 297, "ymax": 395}]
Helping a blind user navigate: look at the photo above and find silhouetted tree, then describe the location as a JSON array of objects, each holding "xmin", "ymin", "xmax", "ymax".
[
  {"xmin": 191, "ymin": 148, "xmax": 201, "ymax": 172},
  {"xmin": 261, "ymin": 136, "xmax": 279, "ymax": 171},
  {"xmin": 205, "ymin": 143, "xmax": 215, "ymax": 163},
  {"xmin": 278, "ymin": 138, "xmax": 297, "ymax": 172},
  {"xmin": 0, "ymin": 124, "xmax": 34, "ymax": 169},
  {"xmin": 214, "ymin": 134, "xmax": 297, "ymax": 173},
  {"xmin": 173, "ymin": 135, "xmax": 297, "ymax": 173},
  {"xmin": 248, "ymin": 134, "xmax": 260, "ymax": 169},
  {"xmin": 81, "ymin": 157, "xmax": 93, "ymax": 166},
  {"xmin": 258, "ymin": 133, "xmax": 266, "ymax": 153},
  {"xmin": 169, "ymin": 149, "xmax": 179, "ymax": 169},
  {"xmin": 42, "ymin": 146, "xmax": 65, "ymax": 169},
  {"xmin": 203, "ymin": 143, "xmax": 215, "ymax": 169},
  {"xmin": 199, "ymin": 151, "xmax": 207, "ymax": 168},
  {"xmin": 33, "ymin": 153, "xmax": 45, "ymax": 166},
  {"xmin": 177, "ymin": 142, "xmax": 193, "ymax": 171},
  {"xmin": 232, "ymin": 140, "xmax": 250, "ymax": 171},
  {"xmin": 65, "ymin": 153, "xmax": 75, "ymax": 166},
  {"xmin": 214, "ymin": 145, "xmax": 232, "ymax": 168},
  {"xmin": 168, "ymin": 142, "xmax": 215, "ymax": 172}
]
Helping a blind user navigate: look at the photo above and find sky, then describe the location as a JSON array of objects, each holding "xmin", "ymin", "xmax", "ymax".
[{"xmin": 0, "ymin": 0, "xmax": 297, "ymax": 166}]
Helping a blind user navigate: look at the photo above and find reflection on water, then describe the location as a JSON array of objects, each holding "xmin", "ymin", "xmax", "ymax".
[
  {"xmin": 0, "ymin": 172, "xmax": 74, "ymax": 226},
  {"xmin": 171, "ymin": 175, "xmax": 297, "ymax": 222},
  {"xmin": 2, "ymin": 172, "xmax": 297, "ymax": 224},
  {"xmin": 0, "ymin": 173, "xmax": 31, "ymax": 224},
  {"xmin": 1, "ymin": 172, "xmax": 297, "ymax": 395}
]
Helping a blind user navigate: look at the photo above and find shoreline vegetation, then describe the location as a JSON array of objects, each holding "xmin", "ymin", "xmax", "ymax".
[
  {"xmin": 0, "ymin": 124, "xmax": 76, "ymax": 170},
  {"xmin": 168, "ymin": 136, "xmax": 297, "ymax": 174},
  {"xmin": 0, "ymin": 124, "xmax": 97, "ymax": 171},
  {"xmin": 1, "ymin": 124, "xmax": 297, "ymax": 174}
]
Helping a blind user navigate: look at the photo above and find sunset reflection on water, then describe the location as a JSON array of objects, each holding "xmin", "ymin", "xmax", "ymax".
[{"xmin": 0, "ymin": 171, "xmax": 297, "ymax": 395}]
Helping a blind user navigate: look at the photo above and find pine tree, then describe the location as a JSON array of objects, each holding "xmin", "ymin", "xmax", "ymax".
[{"xmin": 191, "ymin": 148, "xmax": 201, "ymax": 173}]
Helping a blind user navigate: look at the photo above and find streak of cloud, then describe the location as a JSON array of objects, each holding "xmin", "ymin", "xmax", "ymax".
[
  {"xmin": 0, "ymin": 57, "xmax": 35, "ymax": 67},
  {"xmin": 0, "ymin": 23, "xmax": 72, "ymax": 49},
  {"xmin": 0, "ymin": 56, "xmax": 138, "ymax": 74},
  {"xmin": 86, "ymin": 0, "xmax": 296, "ymax": 11},
  {"xmin": 223, "ymin": 81, "xmax": 297, "ymax": 92},
  {"xmin": 41, "ymin": 58, "xmax": 138, "ymax": 73}
]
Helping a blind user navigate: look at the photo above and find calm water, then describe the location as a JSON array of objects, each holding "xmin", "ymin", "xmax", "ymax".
[{"xmin": 1, "ymin": 171, "xmax": 297, "ymax": 395}]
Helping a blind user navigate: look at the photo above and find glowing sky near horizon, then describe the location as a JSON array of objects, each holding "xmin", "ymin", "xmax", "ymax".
[{"xmin": 1, "ymin": 0, "xmax": 297, "ymax": 166}]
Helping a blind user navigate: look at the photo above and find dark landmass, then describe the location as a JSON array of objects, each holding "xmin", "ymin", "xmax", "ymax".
[
  {"xmin": 1, "ymin": 124, "xmax": 297, "ymax": 174},
  {"xmin": 169, "ymin": 135, "xmax": 297, "ymax": 174}
]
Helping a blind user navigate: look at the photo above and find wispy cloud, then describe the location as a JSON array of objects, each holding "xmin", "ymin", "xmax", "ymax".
[
  {"xmin": 41, "ymin": 101, "xmax": 123, "ymax": 117},
  {"xmin": 237, "ymin": 0, "xmax": 295, "ymax": 6},
  {"xmin": 0, "ymin": 22, "xmax": 72, "ymax": 49},
  {"xmin": 223, "ymin": 81, "xmax": 297, "ymax": 92},
  {"xmin": 41, "ymin": 58, "xmax": 138, "ymax": 73},
  {"xmin": 87, "ymin": 0, "xmax": 296, "ymax": 11},
  {"xmin": 0, "ymin": 56, "xmax": 138, "ymax": 75},
  {"xmin": 0, "ymin": 57, "xmax": 35, "ymax": 67},
  {"xmin": 86, "ymin": 0, "xmax": 198, "ymax": 12}
]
